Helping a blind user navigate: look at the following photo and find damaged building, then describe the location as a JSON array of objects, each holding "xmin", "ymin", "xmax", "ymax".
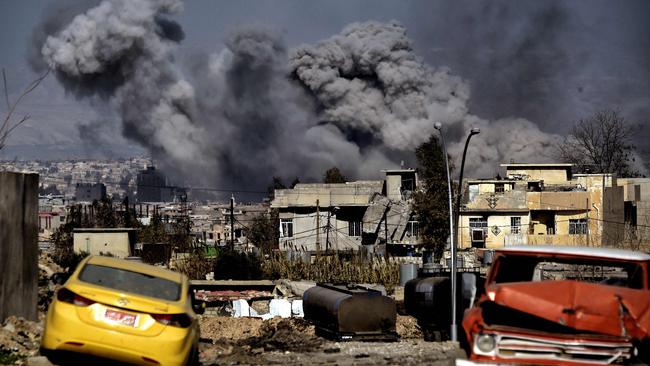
[
  {"xmin": 459, "ymin": 163, "xmax": 625, "ymax": 248},
  {"xmin": 271, "ymin": 169, "xmax": 421, "ymax": 254}
]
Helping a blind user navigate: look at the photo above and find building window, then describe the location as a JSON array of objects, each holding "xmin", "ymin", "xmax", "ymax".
[
  {"xmin": 280, "ymin": 219, "xmax": 293, "ymax": 238},
  {"xmin": 469, "ymin": 217, "xmax": 488, "ymax": 239},
  {"xmin": 495, "ymin": 183, "xmax": 505, "ymax": 193},
  {"xmin": 510, "ymin": 217, "xmax": 521, "ymax": 234},
  {"xmin": 406, "ymin": 220, "xmax": 419, "ymax": 238},
  {"xmin": 348, "ymin": 221, "xmax": 362, "ymax": 237},
  {"xmin": 569, "ymin": 219, "xmax": 588, "ymax": 235},
  {"xmin": 469, "ymin": 217, "xmax": 488, "ymax": 230}
]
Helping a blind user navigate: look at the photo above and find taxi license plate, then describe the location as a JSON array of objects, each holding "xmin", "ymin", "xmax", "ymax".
[{"xmin": 104, "ymin": 309, "xmax": 138, "ymax": 327}]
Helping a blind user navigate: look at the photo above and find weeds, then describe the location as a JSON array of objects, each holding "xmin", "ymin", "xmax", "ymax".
[
  {"xmin": 174, "ymin": 250, "xmax": 215, "ymax": 280},
  {"xmin": 262, "ymin": 251, "xmax": 399, "ymax": 292}
]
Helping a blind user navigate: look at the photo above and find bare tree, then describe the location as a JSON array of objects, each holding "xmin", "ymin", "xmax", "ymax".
[
  {"xmin": 557, "ymin": 110, "xmax": 640, "ymax": 177},
  {"xmin": 1, "ymin": 68, "xmax": 49, "ymax": 151}
]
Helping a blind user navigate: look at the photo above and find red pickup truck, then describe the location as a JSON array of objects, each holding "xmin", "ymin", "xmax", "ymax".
[{"xmin": 459, "ymin": 246, "xmax": 650, "ymax": 366}]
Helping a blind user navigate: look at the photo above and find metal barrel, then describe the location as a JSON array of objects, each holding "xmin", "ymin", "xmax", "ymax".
[
  {"xmin": 399, "ymin": 263, "xmax": 418, "ymax": 286},
  {"xmin": 303, "ymin": 283, "xmax": 397, "ymax": 341}
]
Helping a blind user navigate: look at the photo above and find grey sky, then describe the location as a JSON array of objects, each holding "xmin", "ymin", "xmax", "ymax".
[{"xmin": 0, "ymin": 0, "xmax": 648, "ymax": 162}]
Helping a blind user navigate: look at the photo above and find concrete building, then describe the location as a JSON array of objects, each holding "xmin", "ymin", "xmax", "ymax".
[
  {"xmin": 271, "ymin": 169, "xmax": 421, "ymax": 253},
  {"xmin": 136, "ymin": 166, "xmax": 173, "ymax": 202},
  {"xmin": 459, "ymin": 163, "xmax": 624, "ymax": 248},
  {"xmin": 618, "ymin": 178, "xmax": 650, "ymax": 250},
  {"xmin": 74, "ymin": 182, "xmax": 107, "ymax": 202},
  {"xmin": 73, "ymin": 228, "xmax": 139, "ymax": 258}
]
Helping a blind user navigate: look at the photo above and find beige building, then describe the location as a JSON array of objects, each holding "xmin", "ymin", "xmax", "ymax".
[
  {"xmin": 459, "ymin": 163, "xmax": 624, "ymax": 248},
  {"xmin": 618, "ymin": 178, "xmax": 650, "ymax": 250},
  {"xmin": 73, "ymin": 228, "xmax": 138, "ymax": 258},
  {"xmin": 271, "ymin": 169, "xmax": 421, "ymax": 253}
]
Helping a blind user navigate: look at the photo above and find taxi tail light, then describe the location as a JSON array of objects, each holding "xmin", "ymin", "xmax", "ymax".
[
  {"xmin": 151, "ymin": 313, "xmax": 192, "ymax": 328},
  {"xmin": 57, "ymin": 288, "xmax": 95, "ymax": 307}
]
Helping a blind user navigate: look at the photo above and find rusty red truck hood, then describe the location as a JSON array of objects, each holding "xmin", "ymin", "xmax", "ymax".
[{"xmin": 485, "ymin": 280, "xmax": 650, "ymax": 339}]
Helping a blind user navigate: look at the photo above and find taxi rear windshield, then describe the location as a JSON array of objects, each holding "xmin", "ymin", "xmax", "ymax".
[{"xmin": 79, "ymin": 264, "xmax": 181, "ymax": 301}]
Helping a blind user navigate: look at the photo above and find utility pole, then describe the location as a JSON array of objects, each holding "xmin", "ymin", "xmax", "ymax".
[
  {"xmin": 230, "ymin": 195, "xmax": 235, "ymax": 252},
  {"xmin": 325, "ymin": 210, "xmax": 331, "ymax": 252},
  {"xmin": 316, "ymin": 199, "xmax": 320, "ymax": 252}
]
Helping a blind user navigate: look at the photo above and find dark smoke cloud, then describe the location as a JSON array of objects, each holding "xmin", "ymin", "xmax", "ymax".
[{"xmin": 34, "ymin": 0, "xmax": 646, "ymax": 192}]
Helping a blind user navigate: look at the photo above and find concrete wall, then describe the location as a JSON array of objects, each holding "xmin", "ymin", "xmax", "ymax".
[
  {"xmin": 0, "ymin": 172, "xmax": 39, "ymax": 322},
  {"xmin": 458, "ymin": 213, "xmax": 529, "ymax": 249},
  {"xmin": 73, "ymin": 232, "xmax": 131, "ymax": 258},
  {"xmin": 505, "ymin": 167, "xmax": 570, "ymax": 184},
  {"xmin": 278, "ymin": 210, "xmax": 363, "ymax": 252},
  {"xmin": 602, "ymin": 186, "xmax": 625, "ymax": 246}
]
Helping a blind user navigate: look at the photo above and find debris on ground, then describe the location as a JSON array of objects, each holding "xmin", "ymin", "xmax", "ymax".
[
  {"xmin": 37, "ymin": 252, "xmax": 63, "ymax": 313},
  {"xmin": 0, "ymin": 317, "xmax": 43, "ymax": 365},
  {"xmin": 194, "ymin": 289, "xmax": 273, "ymax": 302},
  {"xmin": 200, "ymin": 316, "xmax": 264, "ymax": 343},
  {"xmin": 242, "ymin": 318, "xmax": 322, "ymax": 352},
  {"xmin": 396, "ymin": 315, "xmax": 422, "ymax": 339}
]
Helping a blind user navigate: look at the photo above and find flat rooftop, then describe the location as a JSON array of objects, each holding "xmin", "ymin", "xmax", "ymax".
[{"xmin": 501, "ymin": 163, "xmax": 573, "ymax": 168}]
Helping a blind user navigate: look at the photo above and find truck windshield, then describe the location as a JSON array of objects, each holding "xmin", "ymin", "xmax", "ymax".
[
  {"xmin": 493, "ymin": 255, "xmax": 645, "ymax": 289},
  {"xmin": 79, "ymin": 264, "xmax": 181, "ymax": 301}
]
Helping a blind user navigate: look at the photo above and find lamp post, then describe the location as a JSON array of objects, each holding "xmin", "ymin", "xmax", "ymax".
[
  {"xmin": 451, "ymin": 127, "xmax": 480, "ymax": 340},
  {"xmin": 434, "ymin": 122, "xmax": 456, "ymax": 340},
  {"xmin": 435, "ymin": 124, "xmax": 480, "ymax": 342}
]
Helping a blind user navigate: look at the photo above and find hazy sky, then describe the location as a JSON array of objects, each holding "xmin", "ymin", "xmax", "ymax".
[{"xmin": 0, "ymin": 0, "xmax": 648, "ymax": 163}]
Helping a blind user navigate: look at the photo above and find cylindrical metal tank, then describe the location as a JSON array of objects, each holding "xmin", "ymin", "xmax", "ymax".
[
  {"xmin": 399, "ymin": 263, "xmax": 418, "ymax": 286},
  {"xmin": 303, "ymin": 283, "xmax": 397, "ymax": 341},
  {"xmin": 483, "ymin": 250, "xmax": 495, "ymax": 265}
]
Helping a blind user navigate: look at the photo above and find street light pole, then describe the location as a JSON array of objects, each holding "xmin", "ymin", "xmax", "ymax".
[
  {"xmin": 451, "ymin": 127, "xmax": 480, "ymax": 341},
  {"xmin": 434, "ymin": 122, "xmax": 456, "ymax": 341}
]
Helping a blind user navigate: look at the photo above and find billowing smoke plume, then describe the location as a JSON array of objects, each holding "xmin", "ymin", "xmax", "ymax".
[
  {"xmin": 289, "ymin": 21, "xmax": 561, "ymax": 177},
  {"xmin": 35, "ymin": 0, "xmax": 570, "ymax": 193}
]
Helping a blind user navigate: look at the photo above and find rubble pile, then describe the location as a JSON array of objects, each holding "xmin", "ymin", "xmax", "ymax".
[
  {"xmin": 0, "ymin": 317, "xmax": 43, "ymax": 364},
  {"xmin": 194, "ymin": 289, "xmax": 273, "ymax": 302},
  {"xmin": 243, "ymin": 318, "xmax": 322, "ymax": 352},
  {"xmin": 37, "ymin": 252, "xmax": 63, "ymax": 313},
  {"xmin": 396, "ymin": 315, "xmax": 422, "ymax": 339},
  {"xmin": 200, "ymin": 316, "xmax": 264, "ymax": 343}
]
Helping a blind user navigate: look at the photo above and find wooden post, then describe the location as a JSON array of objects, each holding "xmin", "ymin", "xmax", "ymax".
[{"xmin": 0, "ymin": 172, "xmax": 39, "ymax": 321}]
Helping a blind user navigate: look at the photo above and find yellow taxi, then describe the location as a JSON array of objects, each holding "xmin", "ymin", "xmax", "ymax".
[{"xmin": 41, "ymin": 255, "xmax": 203, "ymax": 366}]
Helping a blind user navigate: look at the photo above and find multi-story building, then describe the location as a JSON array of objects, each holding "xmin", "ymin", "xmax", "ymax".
[
  {"xmin": 136, "ymin": 166, "xmax": 165, "ymax": 202},
  {"xmin": 459, "ymin": 163, "xmax": 624, "ymax": 248},
  {"xmin": 74, "ymin": 182, "xmax": 107, "ymax": 202},
  {"xmin": 271, "ymin": 169, "xmax": 421, "ymax": 253}
]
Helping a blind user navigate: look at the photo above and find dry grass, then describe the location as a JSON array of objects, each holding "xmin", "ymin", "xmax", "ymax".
[{"xmin": 262, "ymin": 252, "xmax": 399, "ymax": 292}]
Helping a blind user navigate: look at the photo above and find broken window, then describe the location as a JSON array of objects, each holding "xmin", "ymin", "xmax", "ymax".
[
  {"xmin": 348, "ymin": 221, "xmax": 362, "ymax": 237},
  {"xmin": 406, "ymin": 220, "xmax": 419, "ymax": 238},
  {"xmin": 494, "ymin": 256, "xmax": 645, "ymax": 289},
  {"xmin": 533, "ymin": 262, "xmax": 630, "ymax": 287},
  {"xmin": 280, "ymin": 218, "xmax": 293, "ymax": 238},
  {"xmin": 510, "ymin": 217, "xmax": 521, "ymax": 234},
  {"xmin": 569, "ymin": 219, "xmax": 588, "ymax": 235}
]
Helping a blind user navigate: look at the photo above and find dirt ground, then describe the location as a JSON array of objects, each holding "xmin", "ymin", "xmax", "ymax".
[
  {"xmin": 1, "ymin": 314, "xmax": 459, "ymax": 365},
  {"xmin": 198, "ymin": 315, "xmax": 460, "ymax": 366}
]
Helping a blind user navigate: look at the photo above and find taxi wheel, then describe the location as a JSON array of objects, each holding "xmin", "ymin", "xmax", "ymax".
[{"xmin": 40, "ymin": 348, "xmax": 64, "ymax": 365}]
